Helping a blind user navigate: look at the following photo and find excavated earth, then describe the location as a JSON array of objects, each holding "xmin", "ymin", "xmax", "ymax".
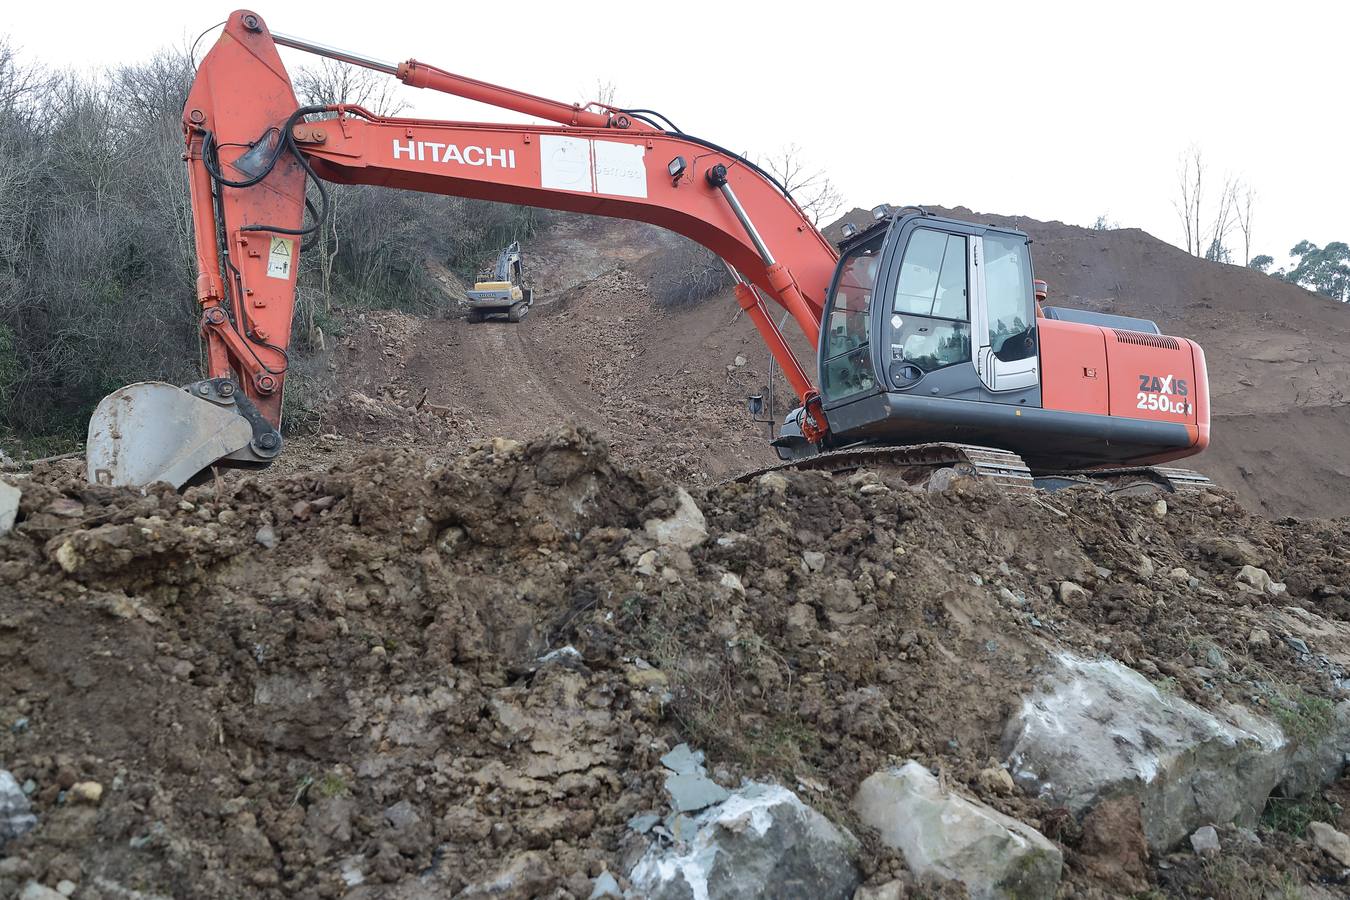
[
  {"xmin": 2, "ymin": 432, "xmax": 1350, "ymax": 898},
  {"xmin": 5, "ymin": 213, "xmax": 1350, "ymax": 899}
]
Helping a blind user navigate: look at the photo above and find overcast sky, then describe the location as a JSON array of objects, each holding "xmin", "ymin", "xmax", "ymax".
[{"xmin": 7, "ymin": 1, "xmax": 1345, "ymax": 267}]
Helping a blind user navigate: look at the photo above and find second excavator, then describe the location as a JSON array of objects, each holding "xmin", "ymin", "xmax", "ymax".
[
  {"xmin": 467, "ymin": 241, "xmax": 533, "ymax": 323},
  {"xmin": 86, "ymin": 10, "xmax": 1210, "ymax": 490}
]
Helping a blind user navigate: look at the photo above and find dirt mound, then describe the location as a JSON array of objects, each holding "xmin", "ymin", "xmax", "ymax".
[
  {"xmin": 829, "ymin": 207, "xmax": 1350, "ymax": 518},
  {"xmin": 2, "ymin": 431, "xmax": 1349, "ymax": 897}
]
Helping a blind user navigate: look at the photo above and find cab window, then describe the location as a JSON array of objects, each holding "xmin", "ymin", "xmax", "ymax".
[
  {"xmin": 983, "ymin": 231, "xmax": 1035, "ymax": 362},
  {"xmin": 823, "ymin": 236, "xmax": 881, "ymax": 401},
  {"xmin": 825, "ymin": 238, "xmax": 880, "ymax": 358},
  {"xmin": 894, "ymin": 229, "xmax": 967, "ymax": 320},
  {"xmin": 887, "ymin": 229, "xmax": 972, "ymax": 378}
]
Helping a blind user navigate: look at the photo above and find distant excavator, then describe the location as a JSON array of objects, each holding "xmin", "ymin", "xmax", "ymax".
[
  {"xmin": 85, "ymin": 10, "xmax": 1210, "ymax": 491},
  {"xmin": 466, "ymin": 241, "xmax": 533, "ymax": 323}
]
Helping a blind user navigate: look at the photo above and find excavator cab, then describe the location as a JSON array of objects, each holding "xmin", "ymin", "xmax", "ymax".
[{"xmin": 777, "ymin": 210, "xmax": 1209, "ymax": 472}]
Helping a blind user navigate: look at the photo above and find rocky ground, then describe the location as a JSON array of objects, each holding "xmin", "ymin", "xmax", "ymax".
[
  {"xmin": 4, "ymin": 212, "xmax": 1350, "ymax": 898},
  {"xmin": 2, "ymin": 431, "xmax": 1350, "ymax": 899}
]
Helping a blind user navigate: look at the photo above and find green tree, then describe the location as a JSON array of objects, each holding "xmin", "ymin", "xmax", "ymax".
[
  {"xmin": 1281, "ymin": 241, "xmax": 1349, "ymax": 302},
  {"xmin": 1249, "ymin": 255, "xmax": 1274, "ymax": 274}
]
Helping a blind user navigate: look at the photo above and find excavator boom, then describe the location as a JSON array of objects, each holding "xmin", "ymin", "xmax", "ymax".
[{"xmin": 88, "ymin": 9, "xmax": 839, "ymax": 486}]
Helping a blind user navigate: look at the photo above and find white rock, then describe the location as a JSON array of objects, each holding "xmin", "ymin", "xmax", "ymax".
[
  {"xmin": 643, "ymin": 488, "xmax": 708, "ymax": 550},
  {"xmin": 20, "ymin": 884, "xmax": 66, "ymax": 900},
  {"xmin": 1057, "ymin": 581, "xmax": 1090, "ymax": 604},
  {"xmin": 630, "ymin": 782, "xmax": 858, "ymax": 900},
  {"xmin": 0, "ymin": 480, "xmax": 18, "ymax": 535},
  {"xmin": 56, "ymin": 882, "xmax": 76, "ymax": 898},
  {"xmin": 757, "ymin": 472, "xmax": 789, "ymax": 493},
  {"xmin": 588, "ymin": 871, "xmax": 622, "ymax": 898},
  {"xmin": 69, "ymin": 781, "xmax": 103, "ymax": 805},
  {"xmin": 1, "ymin": 769, "xmax": 38, "ymax": 845},
  {"xmin": 1235, "ymin": 565, "xmax": 1273, "ymax": 593},
  {"xmin": 1309, "ymin": 821, "xmax": 1350, "ymax": 867},
  {"xmin": 1003, "ymin": 653, "xmax": 1288, "ymax": 850},
  {"xmin": 854, "ymin": 762, "xmax": 1061, "ymax": 900},
  {"xmin": 733, "ymin": 355, "xmax": 747, "ymax": 368},
  {"xmin": 802, "ymin": 550, "xmax": 826, "ymax": 572},
  {"xmin": 719, "ymin": 572, "xmax": 745, "ymax": 595},
  {"xmin": 1151, "ymin": 499, "xmax": 1168, "ymax": 519},
  {"xmin": 853, "ymin": 881, "xmax": 904, "ymax": 900},
  {"xmin": 1189, "ymin": 824, "xmax": 1220, "ymax": 855}
]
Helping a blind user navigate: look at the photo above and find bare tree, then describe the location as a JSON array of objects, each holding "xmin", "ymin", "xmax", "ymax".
[
  {"xmin": 293, "ymin": 59, "xmax": 408, "ymax": 117},
  {"xmin": 759, "ymin": 143, "xmax": 844, "ymax": 227},
  {"xmin": 1204, "ymin": 177, "xmax": 1239, "ymax": 263},
  {"xmin": 1173, "ymin": 145, "xmax": 1244, "ymax": 263},
  {"xmin": 1234, "ymin": 185, "xmax": 1256, "ymax": 267},
  {"xmin": 591, "ymin": 79, "xmax": 617, "ymax": 108},
  {"xmin": 1174, "ymin": 145, "xmax": 1203, "ymax": 256}
]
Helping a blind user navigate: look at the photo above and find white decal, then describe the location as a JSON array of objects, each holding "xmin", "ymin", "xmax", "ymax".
[
  {"xmin": 266, "ymin": 236, "xmax": 293, "ymax": 280},
  {"xmin": 592, "ymin": 140, "xmax": 647, "ymax": 198},
  {"xmin": 540, "ymin": 135, "xmax": 647, "ymax": 198},
  {"xmin": 1135, "ymin": 392, "xmax": 1190, "ymax": 414},
  {"xmin": 540, "ymin": 135, "xmax": 592, "ymax": 192},
  {"xmin": 390, "ymin": 139, "xmax": 516, "ymax": 168}
]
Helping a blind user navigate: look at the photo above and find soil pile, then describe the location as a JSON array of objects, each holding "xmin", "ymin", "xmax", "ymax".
[{"xmin": 2, "ymin": 431, "xmax": 1349, "ymax": 898}]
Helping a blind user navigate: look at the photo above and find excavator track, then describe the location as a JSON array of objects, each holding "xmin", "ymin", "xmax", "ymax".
[
  {"xmin": 728, "ymin": 443, "xmax": 1212, "ymax": 496},
  {"xmin": 727, "ymin": 443, "xmax": 1035, "ymax": 490}
]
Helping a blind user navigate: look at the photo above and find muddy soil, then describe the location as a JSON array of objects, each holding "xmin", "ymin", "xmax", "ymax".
[{"xmin": 2, "ymin": 431, "xmax": 1349, "ymax": 898}]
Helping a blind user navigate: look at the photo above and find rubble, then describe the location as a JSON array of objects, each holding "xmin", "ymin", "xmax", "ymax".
[{"xmin": 2, "ymin": 428, "xmax": 1350, "ymax": 897}]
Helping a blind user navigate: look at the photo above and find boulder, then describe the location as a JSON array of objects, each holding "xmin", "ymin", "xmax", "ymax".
[
  {"xmin": 629, "ymin": 782, "xmax": 858, "ymax": 900},
  {"xmin": 854, "ymin": 762, "xmax": 1062, "ymax": 900},
  {"xmin": 1057, "ymin": 581, "xmax": 1090, "ymax": 604},
  {"xmin": 644, "ymin": 488, "xmax": 708, "ymax": 550},
  {"xmin": 1308, "ymin": 822, "xmax": 1350, "ymax": 867},
  {"xmin": 1189, "ymin": 825, "xmax": 1220, "ymax": 856},
  {"xmin": 1003, "ymin": 653, "xmax": 1287, "ymax": 850},
  {"xmin": 1, "ymin": 769, "xmax": 37, "ymax": 846},
  {"xmin": 1235, "ymin": 565, "xmax": 1273, "ymax": 593}
]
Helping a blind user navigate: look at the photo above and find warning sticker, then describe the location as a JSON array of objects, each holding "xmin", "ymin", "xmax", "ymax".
[{"xmin": 266, "ymin": 237, "xmax": 294, "ymax": 280}]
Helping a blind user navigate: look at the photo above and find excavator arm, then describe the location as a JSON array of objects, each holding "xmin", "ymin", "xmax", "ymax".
[{"xmin": 87, "ymin": 9, "xmax": 841, "ymax": 487}]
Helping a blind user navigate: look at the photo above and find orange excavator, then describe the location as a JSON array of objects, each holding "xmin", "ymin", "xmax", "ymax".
[{"xmin": 86, "ymin": 10, "xmax": 1210, "ymax": 490}]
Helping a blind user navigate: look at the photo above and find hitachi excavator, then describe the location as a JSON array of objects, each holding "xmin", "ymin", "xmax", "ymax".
[{"xmin": 85, "ymin": 10, "xmax": 1210, "ymax": 490}]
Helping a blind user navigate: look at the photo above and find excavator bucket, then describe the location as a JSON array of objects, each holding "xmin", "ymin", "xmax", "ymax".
[{"xmin": 86, "ymin": 380, "xmax": 280, "ymax": 489}]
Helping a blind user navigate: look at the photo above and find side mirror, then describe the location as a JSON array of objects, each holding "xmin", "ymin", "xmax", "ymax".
[{"xmin": 1033, "ymin": 279, "xmax": 1048, "ymax": 302}]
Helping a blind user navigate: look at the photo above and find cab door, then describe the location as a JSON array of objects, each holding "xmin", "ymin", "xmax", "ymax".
[
  {"xmin": 819, "ymin": 233, "xmax": 885, "ymax": 405},
  {"xmin": 970, "ymin": 231, "xmax": 1039, "ymax": 393}
]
